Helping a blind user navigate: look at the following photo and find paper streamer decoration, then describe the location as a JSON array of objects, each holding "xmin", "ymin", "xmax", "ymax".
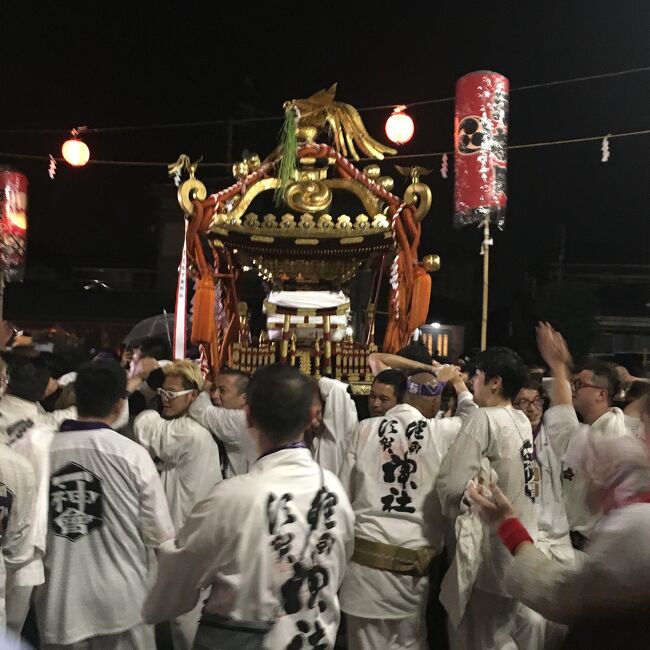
[
  {"xmin": 0, "ymin": 167, "xmax": 28, "ymax": 282},
  {"xmin": 601, "ymin": 135, "xmax": 611, "ymax": 162},
  {"xmin": 172, "ymin": 218, "xmax": 189, "ymax": 359},
  {"xmin": 440, "ymin": 152, "xmax": 449, "ymax": 179},
  {"xmin": 453, "ymin": 71, "xmax": 509, "ymax": 228},
  {"xmin": 48, "ymin": 155, "xmax": 57, "ymax": 180}
]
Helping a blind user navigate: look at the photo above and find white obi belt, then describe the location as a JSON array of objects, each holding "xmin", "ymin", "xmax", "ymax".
[{"xmin": 264, "ymin": 291, "xmax": 350, "ymax": 342}]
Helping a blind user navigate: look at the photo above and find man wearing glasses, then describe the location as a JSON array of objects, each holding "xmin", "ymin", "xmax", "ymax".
[
  {"xmin": 513, "ymin": 376, "xmax": 573, "ymax": 564},
  {"xmin": 134, "ymin": 360, "xmax": 222, "ymax": 650},
  {"xmin": 536, "ymin": 322, "xmax": 630, "ymax": 552}
]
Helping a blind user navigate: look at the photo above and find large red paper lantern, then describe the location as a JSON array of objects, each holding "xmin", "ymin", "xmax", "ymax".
[
  {"xmin": 0, "ymin": 167, "xmax": 28, "ymax": 281},
  {"xmin": 62, "ymin": 138, "xmax": 90, "ymax": 167},
  {"xmin": 453, "ymin": 71, "xmax": 509, "ymax": 228},
  {"xmin": 385, "ymin": 106, "xmax": 415, "ymax": 145}
]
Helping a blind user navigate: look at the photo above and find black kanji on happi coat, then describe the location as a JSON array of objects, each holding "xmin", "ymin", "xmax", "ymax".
[
  {"xmin": 519, "ymin": 440, "xmax": 537, "ymax": 503},
  {"xmin": 49, "ymin": 462, "xmax": 104, "ymax": 542},
  {"xmin": 267, "ymin": 485, "xmax": 338, "ymax": 650},
  {"xmin": 0, "ymin": 481, "xmax": 15, "ymax": 540},
  {"xmin": 378, "ymin": 416, "xmax": 426, "ymax": 514}
]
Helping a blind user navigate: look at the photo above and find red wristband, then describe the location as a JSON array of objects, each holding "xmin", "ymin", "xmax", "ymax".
[{"xmin": 497, "ymin": 517, "xmax": 533, "ymax": 555}]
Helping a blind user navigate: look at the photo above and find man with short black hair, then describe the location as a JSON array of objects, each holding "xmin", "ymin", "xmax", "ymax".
[
  {"xmin": 211, "ymin": 368, "xmax": 249, "ymax": 409},
  {"xmin": 513, "ymin": 375, "xmax": 573, "ymax": 561},
  {"xmin": 368, "ymin": 369, "xmax": 406, "ymax": 417},
  {"xmin": 437, "ymin": 346, "xmax": 537, "ymax": 649},
  {"xmin": 35, "ymin": 360, "xmax": 174, "ymax": 649},
  {"xmin": 144, "ymin": 364, "xmax": 354, "ymax": 649}
]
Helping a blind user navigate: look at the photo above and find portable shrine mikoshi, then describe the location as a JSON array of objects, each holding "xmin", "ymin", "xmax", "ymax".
[{"xmin": 170, "ymin": 86, "xmax": 439, "ymax": 391}]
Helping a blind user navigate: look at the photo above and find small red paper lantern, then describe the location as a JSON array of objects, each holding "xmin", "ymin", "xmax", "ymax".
[
  {"xmin": 385, "ymin": 106, "xmax": 415, "ymax": 145},
  {"xmin": 62, "ymin": 138, "xmax": 90, "ymax": 167}
]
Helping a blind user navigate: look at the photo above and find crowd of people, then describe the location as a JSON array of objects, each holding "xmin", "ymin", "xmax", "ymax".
[{"xmin": 1, "ymin": 320, "xmax": 650, "ymax": 649}]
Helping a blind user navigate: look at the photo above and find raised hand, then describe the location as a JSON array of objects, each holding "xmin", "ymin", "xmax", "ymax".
[
  {"xmin": 436, "ymin": 364, "xmax": 461, "ymax": 384},
  {"xmin": 536, "ymin": 321, "xmax": 572, "ymax": 370}
]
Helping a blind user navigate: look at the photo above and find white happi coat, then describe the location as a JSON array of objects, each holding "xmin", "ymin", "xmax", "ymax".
[
  {"xmin": 134, "ymin": 410, "xmax": 223, "ymax": 529},
  {"xmin": 35, "ymin": 422, "xmax": 174, "ymax": 646},
  {"xmin": 0, "ymin": 394, "xmax": 77, "ymax": 438},
  {"xmin": 534, "ymin": 423, "xmax": 574, "ymax": 563},
  {"xmin": 312, "ymin": 377, "xmax": 359, "ymax": 475},
  {"xmin": 339, "ymin": 393, "xmax": 476, "ymax": 620},
  {"xmin": 188, "ymin": 392, "xmax": 256, "ymax": 477},
  {"xmin": 543, "ymin": 405, "xmax": 630, "ymax": 538},
  {"xmin": 438, "ymin": 407, "xmax": 538, "ymax": 596},
  {"xmin": 0, "ymin": 443, "xmax": 37, "ymax": 632},
  {"xmin": 144, "ymin": 447, "xmax": 355, "ymax": 650},
  {"xmin": 5, "ymin": 422, "xmax": 55, "ymax": 590},
  {"xmin": 0, "ymin": 395, "xmax": 77, "ymax": 589}
]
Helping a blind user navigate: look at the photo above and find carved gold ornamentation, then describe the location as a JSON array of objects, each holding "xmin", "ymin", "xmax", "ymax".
[
  {"xmin": 280, "ymin": 214, "xmax": 297, "ymax": 228},
  {"xmin": 169, "ymin": 155, "xmax": 206, "ymax": 215},
  {"xmin": 325, "ymin": 179, "xmax": 380, "ymax": 216},
  {"xmin": 378, "ymin": 176, "xmax": 394, "ymax": 192},
  {"xmin": 335, "ymin": 215, "xmax": 352, "ymax": 229},
  {"xmin": 349, "ymin": 382, "xmax": 372, "ymax": 396},
  {"xmin": 298, "ymin": 213, "xmax": 315, "ymax": 228},
  {"xmin": 285, "ymin": 180, "xmax": 332, "ymax": 213},
  {"xmin": 317, "ymin": 214, "xmax": 334, "ymax": 229},
  {"xmin": 289, "ymin": 84, "xmax": 397, "ymax": 160},
  {"xmin": 244, "ymin": 213, "xmax": 260, "ymax": 228},
  {"xmin": 422, "ymin": 254, "xmax": 441, "ymax": 272},
  {"xmin": 232, "ymin": 161, "xmax": 248, "ymax": 179},
  {"xmin": 262, "ymin": 213, "xmax": 277, "ymax": 228},
  {"xmin": 363, "ymin": 164, "xmax": 381, "ymax": 180},
  {"xmin": 404, "ymin": 182, "xmax": 432, "ymax": 222},
  {"xmin": 355, "ymin": 215, "xmax": 369, "ymax": 229},
  {"xmin": 395, "ymin": 165, "xmax": 433, "ymax": 222},
  {"xmin": 177, "ymin": 178, "xmax": 207, "ymax": 215},
  {"xmin": 212, "ymin": 178, "xmax": 279, "ymax": 226},
  {"xmin": 296, "ymin": 126, "xmax": 318, "ymax": 142},
  {"xmin": 246, "ymin": 154, "xmax": 260, "ymax": 171}
]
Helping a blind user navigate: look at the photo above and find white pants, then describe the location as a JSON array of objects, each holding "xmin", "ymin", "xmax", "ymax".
[
  {"xmin": 448, "ymin": 588, "xmax": 518, "ymax": 650},
  {"xmin": 347, "ymin": 614, "xmax": 429, "ymax": 650},
  {"xmin": 42, "ymin": 623, "xmax": 155, "ymax": 649}
]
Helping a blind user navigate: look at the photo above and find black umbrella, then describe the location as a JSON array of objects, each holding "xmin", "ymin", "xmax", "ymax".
[{"xmin": 123, "ymin": 312, "xmax": 187, "ymax": 347}]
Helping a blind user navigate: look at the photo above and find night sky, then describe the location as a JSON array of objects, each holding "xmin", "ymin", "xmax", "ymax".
[{"xmin": 1, "ymin": 1, "xmax": 649, "ymax": 338}]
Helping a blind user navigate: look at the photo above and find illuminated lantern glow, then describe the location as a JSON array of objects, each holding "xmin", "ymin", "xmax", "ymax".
[
  {"xmin": 385, "ymin": 105, "xmax": 414, "ymax": 145},
  {"xmin": 62, "ymin": 138, "xmax": 90, "ymax": 167},
  {"xmin": 453, "ymin": 71, "xmax": 509, "ymax": 228},
  {"xmin": 0, "ymin": 167, "xmax": 28, "ymax": 281}
]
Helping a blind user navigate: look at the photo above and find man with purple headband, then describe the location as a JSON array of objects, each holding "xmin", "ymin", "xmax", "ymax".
[{"xmin": 338, "ymin": 365, "xmax": 475, "ymax": 650}]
